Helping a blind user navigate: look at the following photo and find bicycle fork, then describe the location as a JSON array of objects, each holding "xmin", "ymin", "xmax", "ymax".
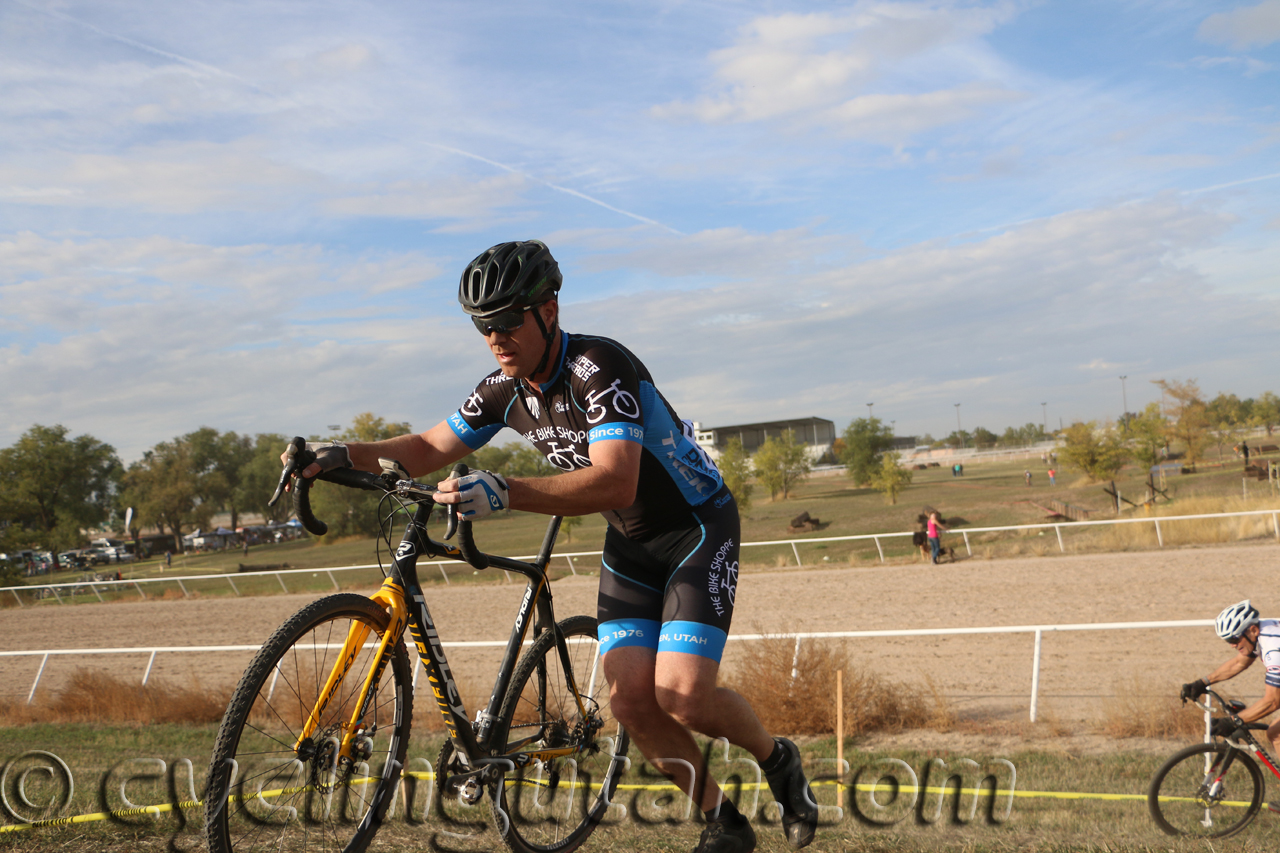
[{"xmin": 293, "ymin": 579, "xmax": 409, "ymax": 767}]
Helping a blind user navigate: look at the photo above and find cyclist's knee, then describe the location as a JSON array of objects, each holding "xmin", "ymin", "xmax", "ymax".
[{"xmin": 654, "ymin": 683, "xmax": 718, "ymax": 731}]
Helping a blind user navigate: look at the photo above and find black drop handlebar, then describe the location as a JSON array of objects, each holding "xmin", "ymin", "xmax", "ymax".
[{"xmin": 268, "ymin": 436, "xmax": 489, "ymax": 570}]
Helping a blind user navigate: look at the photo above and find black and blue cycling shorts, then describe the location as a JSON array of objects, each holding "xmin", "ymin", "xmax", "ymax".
[{"xmin": 596, "ymin": 485, "xmax": 740, "ymax": 663}]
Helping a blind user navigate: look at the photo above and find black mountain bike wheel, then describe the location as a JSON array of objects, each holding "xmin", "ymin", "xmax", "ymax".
[
  {"xmin": 491, "ymin": 614, "xmax": 630, "ymax": 853},
  {"xmin": 205, "ymin": 593, "xmax": 413, "ymax": 853},
  {"xmin": 1148, "ymin": 741, "xmax": 1263, "ymax": 838}
]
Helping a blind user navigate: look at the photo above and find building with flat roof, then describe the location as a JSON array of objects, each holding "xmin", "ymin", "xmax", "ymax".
[{"xmin": 693, "ymin": 417, "xmax": 837, "ymax": 461}]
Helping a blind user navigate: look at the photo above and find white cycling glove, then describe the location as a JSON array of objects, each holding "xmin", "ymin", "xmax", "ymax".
[
  {"xmin": 305, "ymin": 441, "xmax": 353, "ymax": 473},
  {"xmin": 455, "ymin": 470, "xmax": 510, "ymax": 520}
]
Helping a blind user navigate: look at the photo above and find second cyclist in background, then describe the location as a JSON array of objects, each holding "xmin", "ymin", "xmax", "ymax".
[{"xmin": 1181, "ymin": 599, "xmax": 1280, "ymax": 759}]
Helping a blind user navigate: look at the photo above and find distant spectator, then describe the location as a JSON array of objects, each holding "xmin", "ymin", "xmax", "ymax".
[
  {"xmin": 1024, "ymin": 469, "xmax": 1032, "ymax": 486},
  {"xmin": 1048, "ymin": 468, "xmax": 1056, "ymax": 486},
  {"xmin": 164, "ymin": 550, "xmax": 172, "ymax": 568},
  {"xmin": 927, "ymin": 511, "xmax": 948, "ymax": 565}
]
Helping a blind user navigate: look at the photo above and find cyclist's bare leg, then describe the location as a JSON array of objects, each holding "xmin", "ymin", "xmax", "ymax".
[{"xmin": 603, "ymin": 646, "xmax": 773, "ymax": 813}]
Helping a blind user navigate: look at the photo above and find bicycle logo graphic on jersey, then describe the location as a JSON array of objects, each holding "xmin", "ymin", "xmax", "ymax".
[
  {"xmin": 461, "ymin": 391, "xmax": 484, "ymax": 418},
  {"xmin": 585, "ymin": 379, "xmax": 640, "ymax": 424},
  {"xmin": 545, "ymin": 441, "xmax": 592, "ymax": 471}
]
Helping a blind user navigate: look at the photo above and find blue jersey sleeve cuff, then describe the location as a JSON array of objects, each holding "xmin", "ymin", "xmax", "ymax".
[
  {"xmin": 447, "ymin": 411, "xmax": 503, "ymax": 450},
  {"xmin": 588, "ymin": 423, "xmax": 645, "ymax": 444}
]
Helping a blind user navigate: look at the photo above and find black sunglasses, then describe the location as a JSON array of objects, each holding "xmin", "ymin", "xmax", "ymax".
[{"xmin": 472, "ymin": 308, "xmax": 529, "ymax": 336}]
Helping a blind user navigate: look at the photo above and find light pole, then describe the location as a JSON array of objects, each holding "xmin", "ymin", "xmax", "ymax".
[
  {"xmin": 866, "ymin": 402, "xmax": 874, "ymax": 420},
  {"xmin": 1041, "ymin": 402, "xmax": 1047, "ymax": 436},
  {"xmin": 954, "ymin": 403, "xmax": 963, "ymax": 447},
  {"xmin": 1119, "ymin": 376, "xmax": 1129, "ymax": 429}
]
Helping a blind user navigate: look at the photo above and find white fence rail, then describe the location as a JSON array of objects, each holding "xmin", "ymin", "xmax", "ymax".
[
  {"xmin": 1, "ymin": 619, "xmax": 1214, "ymax": 721},
  {"xmin": 4, "ymin": 509, "xmax": 1278, "ymax": 607}
]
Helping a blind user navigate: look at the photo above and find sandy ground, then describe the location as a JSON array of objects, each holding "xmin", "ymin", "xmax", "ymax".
[{"xmin": 4, "ymin": 542, "xmax": 1278, "ymax": 753}]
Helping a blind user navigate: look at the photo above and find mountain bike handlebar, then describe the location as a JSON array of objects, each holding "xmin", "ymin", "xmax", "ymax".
[{"xmin": 268, "ymin": 436, "xmax": 490, "ymax": 570}]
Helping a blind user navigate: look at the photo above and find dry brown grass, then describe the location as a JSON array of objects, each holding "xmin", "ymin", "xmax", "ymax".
[
  {"xmin": 721, "ymin": 634, "xmax": 948, "ymax": 736},
  {"xmin": 0, "ymin": 669, "xmax": 231, "ymax": 726},
  {"xmin": 1095, "ymin": 676, "xmax": 1209, "ymax": 739}
]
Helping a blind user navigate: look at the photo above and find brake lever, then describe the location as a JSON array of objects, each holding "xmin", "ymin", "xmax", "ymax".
[{"xmin": 269, "ymin": 436, "xmax": 310, "ymax": 507}]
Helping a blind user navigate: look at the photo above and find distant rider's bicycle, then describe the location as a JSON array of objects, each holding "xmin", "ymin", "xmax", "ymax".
[
  {"xmin": 1148, "ymin": 686, "xmax": 1278, "ymax": 838},
  {"xmin": 203, "ymin": 438, "xmax": 629, "ymax": 853}
]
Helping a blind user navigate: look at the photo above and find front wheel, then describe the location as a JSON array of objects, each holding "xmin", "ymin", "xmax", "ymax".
[
  {"xmin": 490, "ymin": 615, "xmax": 630, "ymax": 853},
  {"xmin": 1148, "ymin": 741, "xmax": 1263, "ymax": 838},
  {"xmin": 204, "ymin": 593, "xmax": 413, "ymax": 853}
]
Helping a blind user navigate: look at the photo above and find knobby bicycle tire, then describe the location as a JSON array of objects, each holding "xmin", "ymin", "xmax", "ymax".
[
  {"xmin": 205, "ymin": 593, "xmax": 413, "ymax": 853},
  {"xmin": 490, "ymin": 614, "xmax": 630, "ymax": 853},
  {"xmin": 1148, "ymin": 741, "xmax": 1263, "ymax": 838}
]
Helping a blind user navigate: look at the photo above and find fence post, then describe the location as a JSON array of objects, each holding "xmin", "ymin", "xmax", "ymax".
[
  {"xmin": 142, "ymin": 650, "xmax": 158, "ymax": 685},
  {"xmin": 176, "ymin": 579, "xmax": 189, "ymax": 599},
  {"xmin": 1030, "ymin": 629, "xmax": 1043, "ymax": 723},
  {"xmin": 790, "ymin": 636, "xmax": 802, "ymax": 682},
  {"xmin": 89, "ymin": 584, "xmax": 104, "ymax": 603},
  {"xmin": 276, "ymin": 573, "xmax": 289, "ymax": 594},
  {"xmin": 27, "ymin": 653, "xmax": 49, "ymax": 704},
  {"xmin": 438, "ymin": 563, "xmax": 450, "ymax": 586},
  {"xmin": 11, "ymin": 589, "xmax": 23, "ymax": 607},
  {"xmin": 226, "ymin": 576, "xmax": 240, "ymax": 596},
  {"xmin": 327, "ymin": 571, "xmax": 339, "ymax": 591},
  {"xmin": 962, "ymin": 531, "xmax": 972, "ymax": 556},
  {"xmin": 791, "ymin": 542, "xmax": 802, "ymax": 567},
  {"xmin": 1054, "ymin": 525, "xmax": 1064, "ymax": 553},
  {"xmin": 873, "ymin": 536, "xmax": 884, "ymax": 563},
  {"xmin": 1273, "ymin": 511, "xmax": 1279, "ymax": 542},
  {"xmin": 134, "ymin": 582, "xmax": 146, "ymax": 600},
  {"xmin": 1154, "ymin": 519, "xmax": 1164, "ymax": 547},
  {"xmin": 566, "ymin": 555, "xmax": 577, "ymax": 576}
]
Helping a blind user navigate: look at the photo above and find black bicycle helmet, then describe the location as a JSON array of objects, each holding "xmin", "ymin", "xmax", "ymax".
[{"xmin": 458, "ymin": 240, "xmax": 561, "ymax": 318}]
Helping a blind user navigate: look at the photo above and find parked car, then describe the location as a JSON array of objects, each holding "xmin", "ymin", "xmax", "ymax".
[
  {"xmin": 104, "ymin": 546, "xmax": 136, "ymax": 564},
  {"xmin": 81, "ymin": 548, "xmax": 111, "ymax": 567},
  {"xmin": 57, "ymin": 550, "xmax": 88, "ymax": 569}
]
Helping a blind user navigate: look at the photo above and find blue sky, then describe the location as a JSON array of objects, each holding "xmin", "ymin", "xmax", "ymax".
[{"xmin": 2, "ymin": 0, "xmax": 1278, "ymax": 461}]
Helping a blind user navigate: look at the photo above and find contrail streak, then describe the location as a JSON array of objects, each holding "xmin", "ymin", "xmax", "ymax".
[{"xmin": 16, "ymin": 0, "xmax": 682, "ymax": 234}]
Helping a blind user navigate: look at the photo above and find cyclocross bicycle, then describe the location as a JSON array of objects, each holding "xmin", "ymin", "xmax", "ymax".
[
  {"xmin": 1148, "ymin": 686, "xmax": 1278, "ymax": 838},
  {"xmin": 203, "ymin": 437, "xmax": 630, "ymax": 853}
]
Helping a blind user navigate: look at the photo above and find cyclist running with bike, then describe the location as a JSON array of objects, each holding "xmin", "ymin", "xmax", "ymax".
[
  {"xmin": 1182, "ymin": 600, "xmax": 1280, "ymax": 759},
  {"xmin": 292, "ymin": 240, "xmax": 817, "ymax": 853}
]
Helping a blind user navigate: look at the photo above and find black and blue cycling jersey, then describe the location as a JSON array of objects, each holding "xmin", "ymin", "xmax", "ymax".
[
  {"xmin": 446, "ymin": 330, "xmax": 738, "ymax": 661},
  {"xmin": 447, "ymin": 330, "xmax": 723, "ymax": 539}
]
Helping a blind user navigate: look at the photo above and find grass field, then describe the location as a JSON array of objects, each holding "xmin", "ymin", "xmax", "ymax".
[{"xmin": 0, "ymin": 721, "xmax": 1259, "ymax": 852}]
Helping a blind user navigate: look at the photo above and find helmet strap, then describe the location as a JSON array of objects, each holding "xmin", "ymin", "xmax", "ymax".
[{"xmin": 530, "ymin": 306, "xmax": 558, "ymax": 380}]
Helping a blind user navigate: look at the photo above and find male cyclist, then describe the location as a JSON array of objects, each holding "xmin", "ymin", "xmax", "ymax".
[
  {"xmin": 1181, "ymin": 599, "xmax": 1280, "ymax": 756},
  {"xmin": 291, "ymin": 240, "xmax": 817, "ymax": 853}
]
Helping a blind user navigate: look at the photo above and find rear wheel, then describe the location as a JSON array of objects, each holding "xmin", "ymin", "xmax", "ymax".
[
  {"xmin": 1148, "ymin": 742, "xmax": 1263, "ymax": 838},
  {"xmin": 205, "ymin": 593, "xmax": 412, "ymax": 853},
  {"xmin": 490, "ymin": 615, "xmax": 630, "ymax": 853}
]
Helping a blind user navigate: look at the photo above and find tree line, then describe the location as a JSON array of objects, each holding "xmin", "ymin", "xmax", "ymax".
[
  {"xmin": 0, "ymin": 414, "xmax": 559, "ymax": 560},
  {"xmin": 1059, "ymin": 380, "xmax": 1280, "ymax": 481}
]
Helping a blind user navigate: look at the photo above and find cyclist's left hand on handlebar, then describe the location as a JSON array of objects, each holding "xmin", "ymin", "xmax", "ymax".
[
  {"xmin": 1210, "ymin": 716, "xmax": 1239, "ymax": 738},
  {"xmin": 447, "ymin": 470, "xmax": 509, "ymax": 520},
  {"xmin": 1181, "ymin": 679, "xmax": 1208, "ymax": 703}
]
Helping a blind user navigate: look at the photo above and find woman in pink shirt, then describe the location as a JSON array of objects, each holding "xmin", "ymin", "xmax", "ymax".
[{"xmin": 927, "ymin": 511, "xmax": 948, "ymax": 565}]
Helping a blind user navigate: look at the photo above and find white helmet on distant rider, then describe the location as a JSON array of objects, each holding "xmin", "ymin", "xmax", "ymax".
[{"xmin": 1215, "ymin": 599, "xmax": 1260, "ymax": 642}]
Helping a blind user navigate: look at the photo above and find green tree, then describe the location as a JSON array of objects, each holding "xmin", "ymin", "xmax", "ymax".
[
  {"xmin": 752, "ymin": 430, "xmax": 811, "ymax": 501},
  {"xmin": 1059, "ymin": 421, "xmax": 1129, "ymax": 482},
  {"xmin": 186, "ymin": 427, "xmax": 255, "ymax": 531},
  {"xmin": 1127, "ymin": 403, "xmax": 1168, "ymax": 471},
  {"xmin": 716, "ymin": 436, "xmax": 753, "ymax": 513},
  {"xmin": 839, "ymin": 417, "xmax": 894, "ymax": 486},
  {"xmin": 971, "ymin": 427, "xmax": 998, "ymax": 449},
  {"xmin": 869, "ymin": 451, "xmax": 913, "ymax": 505},
  {"xmin": 560, "ymin": 515, "xmax": 583, "ymax": 543},
  {"xmin": 1153, "ymin": 379, "xmax": 1210, "ymax": 464},
  {"xmin": 1251, "ymin": 391, "xmax": 1280, "ymax": 437},
  {"xmin": 1000, "ymin": 423, "xmax": 1046, "ymax": 447},
  {"xmin": 120, "ymin": 439, "xmax": 208, "ymax": 551},
  {"xmin": 236, "ymin": 433, "xmax": 294, "ymax": 525},
  {"xmin": 0, "ymin": 424, "xmax": 121, "ymax": 552}
]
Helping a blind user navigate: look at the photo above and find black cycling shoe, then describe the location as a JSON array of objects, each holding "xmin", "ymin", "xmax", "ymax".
[
  {"xmin": 693, "ymin": 815, "xmax": 756, "ymax": 853},
  {"xmin": 765, "ymin": 738, "xmax": 818, "ymax": 849}
]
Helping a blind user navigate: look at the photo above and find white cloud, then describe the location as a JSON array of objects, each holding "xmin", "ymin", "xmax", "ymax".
[
  {"xmin": 1198, "ymin": 0, "xmax": 1280, "ymax": 50},
  {"xmin": 650, "ymin": 2, "xmax": 1024, "ymax": 143}
]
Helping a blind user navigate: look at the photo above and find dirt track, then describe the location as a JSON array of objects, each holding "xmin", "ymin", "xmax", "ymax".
[{"xmin": 4, "ymin": 542, "xmax": 1278, "ymax": 740}]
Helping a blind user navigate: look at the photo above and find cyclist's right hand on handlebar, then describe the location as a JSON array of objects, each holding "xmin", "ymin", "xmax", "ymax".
[{"xmin": 1180, "ymin": 679, "xmax": 1208, "ymax": 703}]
